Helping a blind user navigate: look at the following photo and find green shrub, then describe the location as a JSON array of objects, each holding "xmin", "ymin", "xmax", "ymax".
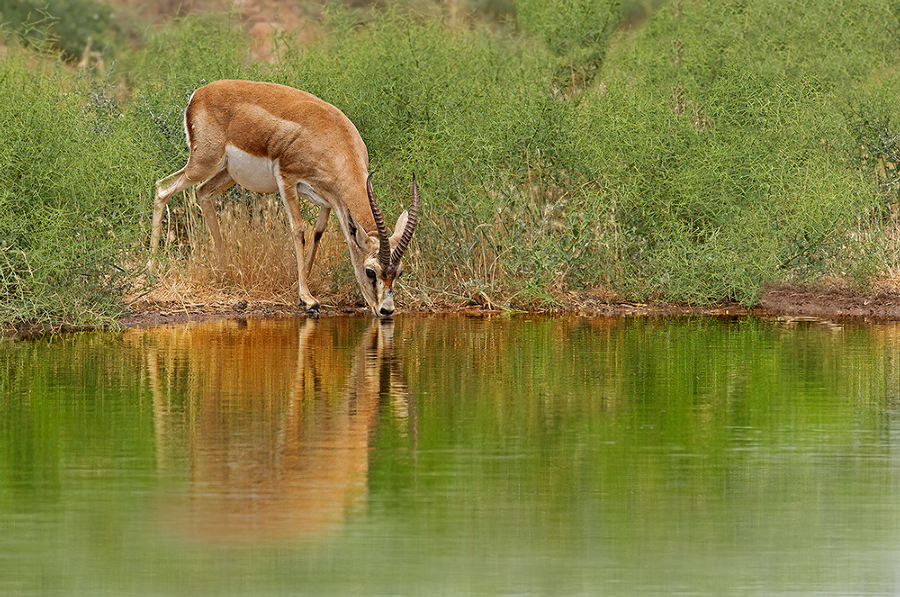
[
  {"xmin": 0, "ymin": 0, "xmax": 114, "ymax": 60},
  {"xmin": 569, "ymin": 0, "xmax": 898, "ymax": 302},
  {"xmin": 516, "ymin": 0, "xmax": 621, "ymax": 90},
  {"xmin": 6, "ymin": 0, "xmax": 900, "ymax": 325},
  {"xmin": 0, "ymin": 49, "xmax": 156, "ymax": 325}
]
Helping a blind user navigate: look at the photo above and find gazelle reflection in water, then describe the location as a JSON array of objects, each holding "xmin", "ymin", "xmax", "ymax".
[{"xmin": 141, "ymin": 317, "xmax": 411, "ymax": 543}]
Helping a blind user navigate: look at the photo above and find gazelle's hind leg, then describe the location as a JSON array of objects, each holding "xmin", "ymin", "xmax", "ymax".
[
  {"xmin": 195, "ymin": 169, "xmax": 235, "ymax": 255},
  {"xmin": 149, "ymin": 168, "xmax": 197, "ymax": 274},
  {"xmin": 149, "ymin": 105, "xmax": 229, "ymax": 270},
  {"xmin": 151, "ymin": 167, "xmax": 196, "ymax": 253}
]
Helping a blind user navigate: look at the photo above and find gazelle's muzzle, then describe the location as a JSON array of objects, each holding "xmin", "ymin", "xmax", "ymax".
[{"xmin": 377, "ymin": 289, "xmax": 395, "ymax": 318}]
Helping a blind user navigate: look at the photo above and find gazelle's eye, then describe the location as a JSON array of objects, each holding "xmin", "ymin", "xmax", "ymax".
[{"xmin": 365, "ymin": 268, "xmax": 377, "ymax": 280}]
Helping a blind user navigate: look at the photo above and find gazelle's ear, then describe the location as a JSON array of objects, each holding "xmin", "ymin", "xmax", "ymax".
[
  {"xmin": 356, "ymin": 225, "xmax": 374, "ymax": 251},
  {"xmin": 347, "ymin": 212, "xmax": 370, "ymax": 251},
  {"xmin": 390, "ymin": 210, "xmax": 409, "ymax": 246}
]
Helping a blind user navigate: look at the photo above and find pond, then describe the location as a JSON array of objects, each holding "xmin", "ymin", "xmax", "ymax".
[{"xmin": 1, "ymin": 314, "xmax": 899, "ymax": 595}]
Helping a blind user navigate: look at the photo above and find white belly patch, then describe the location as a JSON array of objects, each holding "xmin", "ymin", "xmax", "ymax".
[
  {"xmin": 224, "ymin": 146, "xmax": 332, "ymax": 209},
  {"xmin": 225, "ymin": 145, "xmax": 279, "ymax": 193}
]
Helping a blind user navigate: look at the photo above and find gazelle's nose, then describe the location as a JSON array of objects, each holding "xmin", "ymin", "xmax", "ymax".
[{"xmin": 377, "ymin": 289, "xmax": 395, "ymax": 318}]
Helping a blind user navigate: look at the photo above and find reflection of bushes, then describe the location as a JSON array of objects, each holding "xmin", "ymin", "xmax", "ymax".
[{"xmin": 0, "ymin": 0, "xmax": 114, "ymax": 60}]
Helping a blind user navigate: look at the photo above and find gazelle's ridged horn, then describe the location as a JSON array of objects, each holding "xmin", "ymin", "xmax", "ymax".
[
  {"xmin": 366, "ymin": 172, "xmax": 392, "ymax": 268},
  {"xmin": 391, "ymin": 175, "xmax": 419, "ymax": 265}
]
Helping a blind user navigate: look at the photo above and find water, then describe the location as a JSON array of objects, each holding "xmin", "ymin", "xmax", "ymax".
[{"xmin": 1, "ymin": 315, "xmax": 900, "ymax": 595}]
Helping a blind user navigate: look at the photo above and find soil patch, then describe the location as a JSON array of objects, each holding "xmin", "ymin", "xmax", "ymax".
[
  {"xmin": 756, "ymin": 285, "xmax": 900, "ymax": 319},
  {"xmin": 8, "ymin": 285, "xmax": 900, "ymax": 339},
  {"xmin": 116, "ymin": 284, "xmax": 900, "ymax": 330}
]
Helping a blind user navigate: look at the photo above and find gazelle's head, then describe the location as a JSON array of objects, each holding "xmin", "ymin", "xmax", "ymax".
[{"xmin": 353, "ymin": 174, "xmax": 419, "ymax": 319}]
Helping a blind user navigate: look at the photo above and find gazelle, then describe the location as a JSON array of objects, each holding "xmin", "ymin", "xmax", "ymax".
[{"xmin": 150, "ymin": 79, "xmax": 419, "ymax": 318}]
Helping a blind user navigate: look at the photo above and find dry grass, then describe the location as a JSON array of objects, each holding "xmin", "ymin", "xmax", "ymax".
[{"xmin": 148, "ymin": 190, "xmax": 366, "ymax": 309}]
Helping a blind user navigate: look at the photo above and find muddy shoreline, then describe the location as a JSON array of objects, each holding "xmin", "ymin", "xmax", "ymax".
[
  {"xmin": 7, "ymin": 285, "xmax": 900, "ymax": 339},
  {"xmin": 111, "ymin": 285, "xmax": 900, "ymax": 328}
]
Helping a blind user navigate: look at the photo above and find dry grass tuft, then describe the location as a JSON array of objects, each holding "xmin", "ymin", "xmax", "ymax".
[{"xmin": 150, "ymin": 191, "xmax": 361, "ymax": 308}]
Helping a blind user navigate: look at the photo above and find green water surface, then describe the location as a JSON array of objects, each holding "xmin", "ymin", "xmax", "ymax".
[{"xmin": 1, "ymin": 315, "xmax": 899, "ymax": 595}]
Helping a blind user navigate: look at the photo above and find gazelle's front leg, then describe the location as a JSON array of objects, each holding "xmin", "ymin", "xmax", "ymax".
[
  {"xmin": 277, "ymin": 179, "xmax": 319, "ymax": 313},
  {"xmin": 304, "ymin": 206, "xmax": 331, "ymax": 279}
]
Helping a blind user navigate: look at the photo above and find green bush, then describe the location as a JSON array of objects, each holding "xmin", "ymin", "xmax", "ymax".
[
  {"xmin": 569, "ymin": 0, "xmax": 898, "ymax": 302},
  {"xmin": 0, "ymin": 0, "xmax": 114, "ymax": 60},
  {"xmin": 5, "ymin": 0, "xmax": 900, "ymax": 325},
  {"xmin": 0, "ymin": 49, "xmax": 156, "ymax": 325},
  {"xmin": 516, "ymin": 0, "xmax": 620, "ymax": 90}
]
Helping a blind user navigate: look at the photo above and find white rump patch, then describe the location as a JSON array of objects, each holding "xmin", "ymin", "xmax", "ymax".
[{"xmin": 225, "ymin": 145, "xmax": 279, "ymax": 193}]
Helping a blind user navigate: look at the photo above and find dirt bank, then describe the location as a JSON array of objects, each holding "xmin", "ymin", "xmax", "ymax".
[
  {"xmin": 114, "ymin": 285, "xmax": 900, "ymax": 329},
  {"xmin": 7, "ymin": 284, "xmax": 900, "ymax": 339},
  {"xmin": 756, "ymin": 285, "xmax": 900, "ymax": 319}
]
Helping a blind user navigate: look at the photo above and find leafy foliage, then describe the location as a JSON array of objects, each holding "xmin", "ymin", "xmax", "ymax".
[
  {"xmin": 4, "ymin": 0, "xmax": 900, "ymax": 325},
  {"xmin": 570, "ymin": 0, "xmax": 898, "ymax": 302},
  {"xmin": 0, "ymin": 50, "xmax": 155, "ymax": 325},
  {"xmin": 0, "ymin": 0, "xmax": 115, "ymax": 59}
]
